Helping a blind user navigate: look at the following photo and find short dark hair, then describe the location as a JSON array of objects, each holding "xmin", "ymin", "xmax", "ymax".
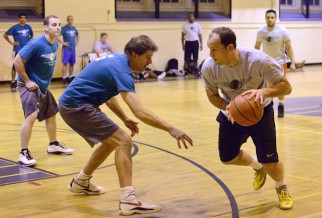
[
  {"xmin": 19, "ymin": 13, "xmax": 27, "ymax": 18},
  {"xmin": 43, "ymin": 15, "xmax": 58, "ymax": 25},
  {"xmin": 265, "ymin": 9, "xmax": 277, "ymax": 16},
  {"xmin": 124, "ymin": 35, "xmax": 158, "ymax": 56},
  {"xmin": 100, "ymin": 32, "xmax": 107, "ymax": 38},
  {"xmin": 210, "ymin": 27, "xmax": 237, "ymax": 48}
]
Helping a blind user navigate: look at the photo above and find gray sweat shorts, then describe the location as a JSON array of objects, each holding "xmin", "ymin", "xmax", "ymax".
[
  {"xmin": 58, "ymin": 104, "xmax": 120, "ymax": 147},
  {"xmin": 18, "ymin": 83, "xmax": 58, "ymax": 122}
]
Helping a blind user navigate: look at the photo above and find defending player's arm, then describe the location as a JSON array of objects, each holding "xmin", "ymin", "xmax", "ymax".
[
  {"xmin": 120, "ymin": 91, "xmax": 193, "ymax": 149},
  {"xmin": 13, "ymin": 54, "xmax": 38, "ymax": 91},
  {"xmin": 105, "ymin": 96, "xmax": 139, "ymax": 137}
]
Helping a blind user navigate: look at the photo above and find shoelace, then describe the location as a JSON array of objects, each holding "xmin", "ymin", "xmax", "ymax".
[
  {"xmin": 280, "ymin": 189, "xmax": 291, "ymax": 200},
  {"xmin": 23, "ymin": 151, "xmax": 34, "ymax": 160},
  {"xmin": 74, "ymin": 176, "xmax": 98, "ymax": 189}
]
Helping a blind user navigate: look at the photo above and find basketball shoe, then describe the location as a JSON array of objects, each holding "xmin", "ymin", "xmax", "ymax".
[
  {"xmin": 18, "ymin": 149, "xmax": 37, "ymax": 166},
  {"xmin": 47, "ymin": 142, "xmax": 74, "ymax": 155},
  {"xmin": 119, "ymin": 191, "xmax": 161, "ymax": 216},
  {"xmin": 276, "ymin": 185, "xmax": 293, "ymax": 210},
  {"xmin": 253, "ymin": 167, "xmax": 267, "ymax": 190},
  {"xmin": 68, "ymin": 176, "xmax": 105, "ymax": 195}
]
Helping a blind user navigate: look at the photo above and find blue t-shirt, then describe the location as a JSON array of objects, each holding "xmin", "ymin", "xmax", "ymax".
[
  {"xmin": 59, "ymin": 54, "xmax": 135, "ymax": 107},
  {"xmin": 61, "ymin": 25, "xmax": 78, "ymax": 51},
  {"xmin": 6, "ymin": 24, "xmax": 33, "ymax": 53},
  {"xmin": 17, "ymin": 35, "xmax": 58, "ymax": 94}
]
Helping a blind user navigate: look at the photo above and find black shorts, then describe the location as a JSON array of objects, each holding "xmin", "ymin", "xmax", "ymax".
[
  {"xmin": 184, "ymin": 40, "xmax": 199, "ymax": 61},
  {"xmin": 216, "ymin": 102, "xmax": 278, "ymax": 163}
]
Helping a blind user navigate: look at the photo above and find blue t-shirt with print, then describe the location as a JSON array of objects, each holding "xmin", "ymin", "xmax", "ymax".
[
  {"xmin": 17, "ymin": 35, "xmax": 58, "ymax": 94},
  {"xmin": 61, "ymin": 25, "xmax": 78, "ymax": 51},
  {"xmin": 59, "ymin": 54, "xmax": 135, "ymax": 107},
  {"xmin": 6, "ymin": 24, "xmax": 33, "ymax": 53}
]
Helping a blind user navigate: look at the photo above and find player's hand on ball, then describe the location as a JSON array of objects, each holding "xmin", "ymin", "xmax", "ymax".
[
  {"xmin": 169, "ymin": 127, "xmax": 193, "ymax": 149},
  {"xmin": 242, "ymin": 89, "xmax": 264, "ymax": 104}
]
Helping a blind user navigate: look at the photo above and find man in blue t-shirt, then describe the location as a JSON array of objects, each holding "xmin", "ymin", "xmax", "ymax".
[
  {"xmin": 59, "ymin": 35, "xmax": 193, "ymax": 216},
  {"xmin": 13, "ymin": 15, "xmax": 74, "ymax": 167},
  {"xmin": 3, "ymin": 13, "xmax": 33, "ymax": 88},
  {"xmin": 58, "ymin": 15, "xmax": 79, "ymax": 84}
]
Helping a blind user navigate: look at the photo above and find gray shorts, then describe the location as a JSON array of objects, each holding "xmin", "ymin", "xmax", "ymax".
[
  {"xmin": 18, "ymin": 83, "xmax": 58, "ymax": 122},
  {"xmin": 58, "ymin": 104, "xmax": 120, "ymax": 147}
]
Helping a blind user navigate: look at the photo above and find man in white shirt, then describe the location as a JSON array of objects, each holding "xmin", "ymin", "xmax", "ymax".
[
  {"xmin": 181, "ymin": 12, "xmax": 203, "ymax": 76},
  {"xmin": 254, "ymin": 9, "xmax": 296, "ymax": 118}
]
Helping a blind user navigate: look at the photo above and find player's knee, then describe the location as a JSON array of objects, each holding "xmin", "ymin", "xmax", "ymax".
[
  {"xmin": 117, "ymin": 130, "xmax": 133, "ymax": 148},
  {"xmin": 25, "ymin": 110, "xmax": 38, "ymax": 123}
]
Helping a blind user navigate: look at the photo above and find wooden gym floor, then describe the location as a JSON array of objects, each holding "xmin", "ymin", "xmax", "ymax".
[{"xmin": 0, "ymin": 65, "xmax": 321, "ymax": 218}]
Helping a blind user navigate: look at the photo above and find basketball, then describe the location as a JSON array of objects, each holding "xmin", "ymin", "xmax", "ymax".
[{"xmin": 230, "ymin": 93, "xmax": 264, "ymax": 126}]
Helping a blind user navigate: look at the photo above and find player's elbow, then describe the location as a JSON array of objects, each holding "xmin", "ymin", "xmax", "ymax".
[
  {"xmin": 132, "ymin": 107, "xmax": 145, "ymax": 119},
  {"xmin": 285, "ymin": 84, "xmax": 292, "ymax": 95}
]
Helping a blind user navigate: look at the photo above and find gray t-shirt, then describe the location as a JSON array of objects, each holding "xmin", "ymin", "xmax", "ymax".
[{"xmin": 201, "ymin": 47, "xmax": 283, "ymax": 114}]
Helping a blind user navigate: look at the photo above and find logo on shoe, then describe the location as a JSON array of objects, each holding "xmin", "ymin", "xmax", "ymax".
[{"xmin": 124, "ymin": 201, "xmax": 142, "ymax": 207}]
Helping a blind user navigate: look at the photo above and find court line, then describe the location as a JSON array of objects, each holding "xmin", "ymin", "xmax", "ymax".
[
  {"xmin": 135, "ymin": 141, "xmax": 239, "ymax": 218},
  {"xmin": 293, "ymin": 109, "xmax": 322, "ymax": 115},
  {"xmin": 286, "ymin": 105, "xmax": 321, "ymax": 111}
]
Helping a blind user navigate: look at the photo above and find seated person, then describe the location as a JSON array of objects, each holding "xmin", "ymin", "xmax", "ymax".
[
  {"xmin": 93, "ymin": 32, "xmax": 114, "ymax": 56},
  {"xmin": 134, "ymin": 65, "xmax": 166, "ymax": 80}
]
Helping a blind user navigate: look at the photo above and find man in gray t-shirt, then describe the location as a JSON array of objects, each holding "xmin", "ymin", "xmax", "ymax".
[{"xmin": 201, "ymin": 27, "xmax": 293, "ymax": 210}]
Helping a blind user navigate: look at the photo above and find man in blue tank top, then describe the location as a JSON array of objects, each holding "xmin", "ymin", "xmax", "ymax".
[
  {"xmin": 58, "ymin": 15, "xmax": 79, "ymax": 84},
  {"xmin": 59, "ymin": 35, "xmax": 193, "ymax": 216},
  {"xmin": 13, "ymin": 15, "xmax": 74, "ymax": 167},
  {"xmin": 3, "ymin": 13, "xmax": 33, "ymax": 88}
]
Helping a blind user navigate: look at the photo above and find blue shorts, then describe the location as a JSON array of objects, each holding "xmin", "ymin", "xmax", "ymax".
[
  {"xmin": 216, "ymin": 102, "xmax": 278, "ymax": 164},
  {"xmin": 62, "ymin": 49, "xmax": 76, "ymax": 64}
]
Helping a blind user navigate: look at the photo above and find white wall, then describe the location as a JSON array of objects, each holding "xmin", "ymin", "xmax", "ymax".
[{"xmin": 0, "ymin": 0, "xmax": 321, "ymax": 82}]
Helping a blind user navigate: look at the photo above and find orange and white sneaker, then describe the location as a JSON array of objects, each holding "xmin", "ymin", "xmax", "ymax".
[
  {"xmin": 119, "ymin": 191, "xmax": 161, "ymax": 216},
  {"xmin": 68, "ymin": 176, "xmax": 105, "ymax": 195},
  {"xmin": 276, "ymin": 185, "xmax": 293, "ymax": 210}
]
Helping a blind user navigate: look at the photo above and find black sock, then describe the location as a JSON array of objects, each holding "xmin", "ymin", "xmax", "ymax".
[
  {"xmin": 21, "ymin": 148, "xmax": 29, "ymax": 152},
  {"xmin": 49, "ymin": 141, "xmax": 59, "ymax": 146}
]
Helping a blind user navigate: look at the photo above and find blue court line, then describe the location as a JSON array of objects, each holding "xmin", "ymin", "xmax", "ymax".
[
  {"xmin": 0, "ymin": 158, "xmax": 57, "ymax": 186},
  {"xmin": 134, "ymin": 141, "xmax": 239, "ymax": 218},
  {"xmin": 273, "ymin": 97, "xmax": 322, "ymax": 117},
  {"xmin": 0, "ymin": 143, "xmax": 238, "ymax": 217}
]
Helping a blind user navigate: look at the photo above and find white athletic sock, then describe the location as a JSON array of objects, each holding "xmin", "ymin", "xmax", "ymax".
[
  {"xmin": 248, "ymin": 155, "xmax": 263, "ymax": 170},
  {"xmin": 120, "ymin": 186, "xmax": 136, "ymax": 202},
  {"xmin": 275, "ymin": 181, "xmax": 286, "ymax": 189},
  {"xmin": 76, "ymin": 170, "xmax": 91, "ymax": 180}
]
